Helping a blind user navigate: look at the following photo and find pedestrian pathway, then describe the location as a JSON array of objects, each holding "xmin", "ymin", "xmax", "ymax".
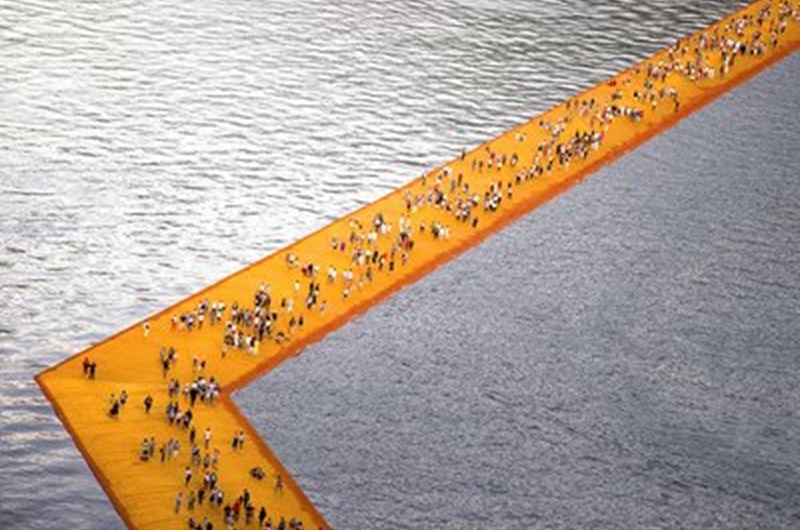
[{"xmin": 36, "ymin": 2, "xmax": 800, "ymax": 528}]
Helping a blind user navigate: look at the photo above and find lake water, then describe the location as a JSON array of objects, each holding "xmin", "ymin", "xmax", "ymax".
[
  {"xmin": 237, "ymin": 52, "xmax": 800, "ymax": 530},
  {"xmin": 3, "ymin": 1, "xmax": 797, "ymax": 529}
]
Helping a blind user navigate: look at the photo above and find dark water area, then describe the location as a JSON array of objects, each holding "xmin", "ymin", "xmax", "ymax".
[
  {"xmin": 237, "ymin": 54, "xmax": 800, "ymax": 530},
  {"xmin": 3, "ymin": 0, "xmax": 797, "ymax": 528}
]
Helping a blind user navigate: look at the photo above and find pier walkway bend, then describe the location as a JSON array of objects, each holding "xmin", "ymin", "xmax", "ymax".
[{"xmin": 36, "ymin": 1, "xmax": 800, "ymax": 529}]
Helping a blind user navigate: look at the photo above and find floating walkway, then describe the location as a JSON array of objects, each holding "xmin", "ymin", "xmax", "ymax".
[{"xmin": 36, "ymin": 2, "xmax": 800, "ymax": 528}]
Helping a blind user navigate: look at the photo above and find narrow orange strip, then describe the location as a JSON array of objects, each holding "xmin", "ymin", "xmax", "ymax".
[{"xmin": 36, "ymin": 2, "xmax": 800, "ymax": 529}]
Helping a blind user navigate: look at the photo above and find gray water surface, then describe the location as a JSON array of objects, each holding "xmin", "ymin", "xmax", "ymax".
[
  {"xmin": 3, "ymin": 1, "xmax": 795, "ymax": 529},
  {"xmin": 236, "ymin": 54, "xmax": 800, "ymax": 529}
]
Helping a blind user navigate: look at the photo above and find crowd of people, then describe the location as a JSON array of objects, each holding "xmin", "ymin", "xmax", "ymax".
[
  {"xmin": 80, "ymin": 2, "xmax": 798, "ymax": 529},
  {"xmin": 170, "ymin": 299, "xmax": 227, "ymax": 333}
]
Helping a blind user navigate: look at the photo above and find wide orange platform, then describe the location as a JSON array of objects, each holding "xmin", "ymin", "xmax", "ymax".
[{"xmin": 36, "ymin": 1, "xmax": 800, "ymax": 528}]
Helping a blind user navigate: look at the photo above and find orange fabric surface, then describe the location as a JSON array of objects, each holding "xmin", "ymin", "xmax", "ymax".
[{"xmin": 36, "ymin": 2, "xmax": 800, "ymax": 528}]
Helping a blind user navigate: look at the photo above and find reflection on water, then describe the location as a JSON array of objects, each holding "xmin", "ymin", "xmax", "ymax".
[{"xmin": 1, "ymin": 0, "xmax": 778, "ymax": 528}]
